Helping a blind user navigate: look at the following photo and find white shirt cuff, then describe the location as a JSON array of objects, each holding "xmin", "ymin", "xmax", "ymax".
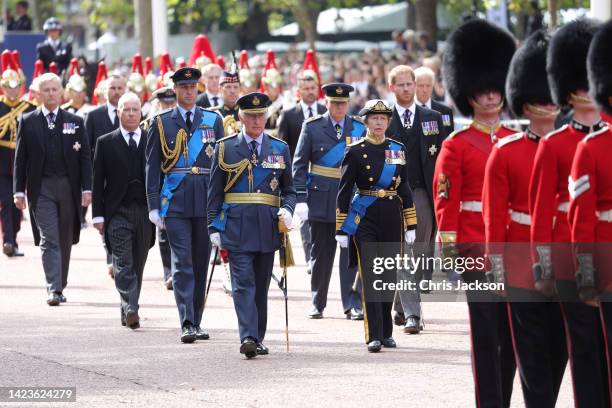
[
  {"xmin": 92, "ymin": 217, "xmax": 104, "ymax": 224},
  {"xmin": 82, "ymin": 190, "xmax": 92, "ymax": 194},
  {"xmin": 14, "ymin": 192, "xmax": 25, "ymax": 198}
]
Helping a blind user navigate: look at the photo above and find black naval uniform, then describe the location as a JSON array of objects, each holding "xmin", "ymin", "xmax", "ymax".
[
  {"xmin": 212, "ymin": 104, "xmax": 239, "ymax": 123},
  {"xmin": 0, "ymin": 97, "xmax": 35, "ymax": 255},
  {"xmin": 336, "ymin": 135, "xmax": 416, "ymax": 345}
]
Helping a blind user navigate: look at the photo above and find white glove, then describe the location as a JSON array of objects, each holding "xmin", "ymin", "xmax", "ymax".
[
  {"xmin": 335, "ymin": 235, "xmax": 348, "ymax": 248},
  {"xmin": 148, "ymin": 210, "xmax": 165, "ymax": 230},
  {"xmin": 405, "ymin": 229, "xmax": 416, "ymax": 244},
  {"xmin": 278, "ymin": 208, "xmax": 293, "ymax": 229},
  {"xmin": 210, "ymin": 232, "xmax": 222, "ymax": 248},
  {"xmin": 295, "ymin": 202, "xmax": 309, "ymax": 222}
]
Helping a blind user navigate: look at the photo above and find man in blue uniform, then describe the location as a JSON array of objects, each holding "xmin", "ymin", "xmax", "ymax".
[
  {"xmin": 293, "ymin": 83, "xmax": 365, "ymax": 320},
  {"xmin": 208, "ymin": 92, "xmax": 296, "ymax": 358},
  {"xmin": 145, "ymin": 67, "xmax": 224, "ymax": 343}
]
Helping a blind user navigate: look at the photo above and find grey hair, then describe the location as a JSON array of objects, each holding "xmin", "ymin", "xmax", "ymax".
[
  {"xmin": 414, "ymin": 66, "xmax": 436, "ymax": 82},
  {"xmin": 117, "ymin": 92, "xmax": 141, "ymax": 111},
  {"xmin": 37, "ymin": 72, "xmax": 62, "ymax": 88}
]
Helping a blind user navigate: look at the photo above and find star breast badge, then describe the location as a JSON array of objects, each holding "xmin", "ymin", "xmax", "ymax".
[{"xmin": 72, "ymin": 141, "xmax": 81, "ymax": 152}]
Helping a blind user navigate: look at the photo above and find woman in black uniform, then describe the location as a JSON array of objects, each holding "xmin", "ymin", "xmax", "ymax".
[{"xmin": 335, "ymin": 99, "xmax": 417, "ymax": 352}]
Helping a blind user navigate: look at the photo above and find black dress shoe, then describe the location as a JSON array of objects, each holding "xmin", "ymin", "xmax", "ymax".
[
  {"xmin": 194, "ymin": 326, "xmax": 209, "ymax": 340},
  {"xmin": 404, "ymin": 315, "xmax": 422, "ymax": 334},
  {"xmin": 349, "ymin": 308, "xmax": 364, "ymax": 320},
  {"xmin": 308, "ymin": 306, "xmax": 323, "ymax": 319},
  {"xmin": 3, "ymin": 242, "xmax": 18, "ymax": 257},
  {"xmin": 393, "ymin": 311, "xmax": 406, "ymax": 326},
  {"xmin": 120, "ymin": 311, "xmax": 127, "ymax": 327},
  {"xmin": 256, "ymin": 343, "xmax": 269, "ymax": 355},
  {"xmin": 382, "ymin": 337, "xmax": 397, "ymax": 348},
  {"xmin": 240, "ymin": 337, "xmax": 257, "ymax": 358},
  {"xmin": 46, "ymin": 293, "xmax": 61, "ymax": 306},
  {"xmin": 58, "ymin": 294, "xmax": 67, "ymax": 303},
  {"xmin": 126, "ymin": 311, "xmax": 140, "ymax": 330},
  {"xmin": 181, "ymin": 325, "xmax": 196, "ymax": 343},
  {"xmin": 367, "ymin": 340, "xmax": 382, "ymax": 352}
]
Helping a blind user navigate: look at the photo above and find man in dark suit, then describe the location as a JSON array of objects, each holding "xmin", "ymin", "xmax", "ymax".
[
  {"xmin": 195, "ymin": 63, "xmax": 223, "ymax": 108},
  {"xmin": 36, "ymin": 18, "xmax": 72, "ymax": 75},
  {"xmin": 277, "ymin": 71, "xmax": 326, "ymax": 276},
  {"xmin": 8, "ymin": 1, "xmax": 32, "ymax": 31},
  {"xmin": 13, "ymin": 73, "xmax": 92, "ymax": 306},
  {"xmin": 386, "ymin": 65, "xmax": 446, "ymax": 334},
  {"xmin": 293, "ymin": 83, "xmax": 365, "ymax": 320},
  {"xmin": 415, "ymin": 66, "xmax": 455, "ymax": 136},
  {"xmin": 84, "ymin": 73, "xmax": 126, "ymax": 275},
  {"xmin": 146, "ymin": 67, "xmax": 224, "ymax": 343},
  {"xmin": 93, "ymin": 92, "xmax": 155, "ymax": 329}
]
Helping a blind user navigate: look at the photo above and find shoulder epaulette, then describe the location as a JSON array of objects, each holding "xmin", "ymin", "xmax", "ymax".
[
  {"xmin": 217, "ymin": 133, "xmax": 238, "ymax": 142},
  {"xmin": 387, "ymin": 138, "xmax": 405, "ymax": 148},
  {"xmin": 210, "ymin": 105, "xmax": 222, "ymax": 111},
  {"xmin": 544, "ymin": 124, "xmax": 568, "ymax": 140},
  {"xmin": 347, "ymin": 138, "xmax": 365, "ymax": 147},
  {"xmin": 268, "ymin": 134, "xmax": 287, "ymax": 145},
  {"xmin": 351, "ymin": 115, "xmax": 365, "ymax": 124},
  {"xmin": 158, "ymin": 109, "xmax": 173, "ymax": 117},
  {"xmin": 583, "ymin": 125, "xmax": 610, "ymax": 143},
  {"xmin": 496, "ymin": 132, "xmax": 523, "ymax": 148},
  {"xmin": 305, "ymin": 114, "xmax": 323, "ymax": 123},
  {"xmin": 447, "ymin": 126, "xmax": 470, "ymax": 140}
]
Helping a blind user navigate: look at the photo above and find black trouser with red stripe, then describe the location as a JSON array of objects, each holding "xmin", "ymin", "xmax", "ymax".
[{"xmin": 507, "ymin": 298, "xmax": 567, "ymax": 408}]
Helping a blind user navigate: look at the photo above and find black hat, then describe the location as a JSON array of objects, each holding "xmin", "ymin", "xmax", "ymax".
[
  {"xmin": 442, "ymin": 19, "xmax": 516, "ymax": 117},
  {"xmin": 358, "ymin": 99, "xmax": 393, "ymax": 116},
  {"xmin": 506, "ymin": 30, "xmax": 553, "ymax": 117},
  {"xmin": 547, "ymin": 18, "xmax": 599, "ymax": 109},
  {"xmin": 220, "ymin": 69, "xmax": 240, "ymax": 86},
  {"xmin": 170, "ymin": 67, "xmax": 201, "ymax": 85},
  {"xmin": 588, "ymin": 19, "xmax": 612, "ymax": 116},
  {"xmin": 237, "ymin": 92, "xmax": 270, "ymax": 113},
  {"xmin": 152, "ymin": 86, "xmax": 176, "ymax": 103},
  {"xmin": 322, "ymin": 83, "xmax": 354, "ymax": 101}
]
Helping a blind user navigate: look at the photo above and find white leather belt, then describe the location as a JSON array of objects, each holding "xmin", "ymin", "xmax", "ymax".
[
  {"xmin": 510, "ymin": 210, "xmax": 531, "ymax": 226},
  {"xmin": 460, "ymin": 201, "xmax": 482, "ymax": 212},
  {"xmin": 598, "ymin": 210, "xmax": 612, "ymax": 222},
  {"xmin": 558, "ymin": 202, "xmax": 569, "ymax": 213}
]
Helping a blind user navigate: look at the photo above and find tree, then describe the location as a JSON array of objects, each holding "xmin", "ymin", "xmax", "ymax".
[{"xmin": 414, "ymin": 0, "xmax": 437, "ymax": 49}]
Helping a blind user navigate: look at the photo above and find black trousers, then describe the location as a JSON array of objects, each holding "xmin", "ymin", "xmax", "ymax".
[
  {"xmin": 508, "ymin": 300, "xmax": 567, "ymax": 408},
  {"xmin": 0, "ymin": 175, "xmax": 21, "ymax": 246}
]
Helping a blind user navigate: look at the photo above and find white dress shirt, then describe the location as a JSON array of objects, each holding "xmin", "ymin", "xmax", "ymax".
[
  {"xmin": 395, "ymin": 100, "xmax": 416, "ymax": 128},
  {"xmin": 300, "ymin": 101, "xmax": 318, "ymax": 119},
  {"xmin": 107, "ymin": 102, "xmax": 118, "ymax": 125}
]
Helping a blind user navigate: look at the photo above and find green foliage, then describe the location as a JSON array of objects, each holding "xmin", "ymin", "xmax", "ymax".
[{"xmin": 81, "ymin": 0, "xmax": 134, "ymax": 30}]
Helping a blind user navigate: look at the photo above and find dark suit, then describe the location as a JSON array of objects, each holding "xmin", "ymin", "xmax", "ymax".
[
  {"xmin": 13, "ymin": 108, "xmax": 92, "ymax": 294},
  {"xmin": 430, "ymin": 100, "xmax": 454, "ymax": 138},
  {"xmin": 146, "ymin": 106, "xmax": 224, "ymax": 329},
  {"xmin": 386, "ymin": 104, "xmax": 446, "ymax": 316},
  {"xmin": 36, "ymin": 39, "xmax": 73, "ymax": 74},
  {"xmin": 196, "ymin": 93, "xmax": 222, "ymax": 109},
  {"xmin": 93, "ymin": 128, "xmax": 155, "ymax": 317},
  {"xmin": 293, "ymin": 113, "xmax": 365, "ymax": 314},
  {"xmin": 277, "ymin": 102, "xmax": 326, "ymax": 272}
]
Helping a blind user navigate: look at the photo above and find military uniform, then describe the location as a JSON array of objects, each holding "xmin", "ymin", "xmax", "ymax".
[
  {"xmin": 336, "ymin": 100, "xmax": 416, "ymax": 352},
  {"xmin": 529, "ymin": 19, "xmax": 610, "ymax": 407},
  {"xmin": 293, "ymin": 83, "xmax": 365, "ymax": 319},
  {"xmin": 207, "ymin": 92, "xmax": 296, "ymax": 358},
  {"xmin": 0, "ymin": 95, "xmax": 35, "ymax": 256},
  {"xmin": 145, "ymin": 67, "xmax": 224, "ymax": 342}
]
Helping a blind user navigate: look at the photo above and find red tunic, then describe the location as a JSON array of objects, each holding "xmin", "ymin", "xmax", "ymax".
[
  {"xmin": 433, "ymin": 121, "xmax": 515, "ymax": 244},
  {"xmin": 568, "ymin": 125, "xmax": 612, "ymax": 292},
  {"xmin": 529, "ymin": 120, "xmax": 606, "ymax": 280},
  {"xmin": 483, "ymin": 131, "xmax": 539, "ymax": 289}
]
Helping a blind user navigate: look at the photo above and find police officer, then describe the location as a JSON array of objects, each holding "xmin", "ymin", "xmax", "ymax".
[
  {"xmin": 142, "ymin": 87, "xmax": 177, "ymax": 290},
  {"xmin": 146, "ymin": 67, "xmax": 224, "ymax": 343},
  {"xmin": 293, "ymin": 83, "xmax": 366, "ymax": 320},
  {"xmin": 0, "ymin": 55, "xmax": 35, "ymax": 257},
  {"xmin": 207, "ymin": 92, "xmax": 296, "ymax": 358},
  {"xmin": 36, "ymin": 18, "xmax": 72, "ymax": 75},
  {"xmin": 336, "ymin": 99, "xmax": 416, "ymax": 352}
]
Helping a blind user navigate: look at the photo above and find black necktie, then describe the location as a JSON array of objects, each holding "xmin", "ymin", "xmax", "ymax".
[
  {"xmin": 128, "ymin": 132, "xmax": 137, "ymax": 150},
  {"xmin": 113, "ymin": 109, "xmax": 119, "ymax": 128},
  {"xmin": 250, "ymin": 140, "xmax": 259, "ymax": 160},
  {"xmin": 403, "ymin": 109, "xmax": 412, "ymax": 129},
  {"xmin": 335, "ymin": 123, "xmax": 342, "ymax": 139},
  {"xmin": 185, "ymin": 111, "xmax": 192, "ymax": 129},
  {"xmin": 308, "ymin": 106, "xmax": 313, "ymax": 118},
  {"xmin": 212, "ymin": 96, "xmax": 219, "ymax": 106},
  {"xmin": 47, "ymin": 112, "xmax": 55, "ymax": 127}
]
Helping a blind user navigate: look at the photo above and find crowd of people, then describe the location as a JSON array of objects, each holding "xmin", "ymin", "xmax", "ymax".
[{"xmin": 2, "ymin": 11, "xmax": 612, "ymax": 408}]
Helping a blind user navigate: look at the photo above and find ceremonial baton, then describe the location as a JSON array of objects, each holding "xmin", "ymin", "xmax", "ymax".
[{"xmin": 202, "ymin": 246, "xmax": 220, "ymax": 315}]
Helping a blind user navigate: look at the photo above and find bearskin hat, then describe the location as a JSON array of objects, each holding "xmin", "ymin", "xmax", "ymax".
[
  {"xmin": 587, "ymin": 19, "xmax": 612, "ymax": 116},
  {"xmin": 547, "ymin": 18, "xmax": 599, "ymax": 109},
  {"xmin": 442, "ymin": 19, "xmax": 516, "ymax": 117},
  {"xmin": 506, "ymin": 30, "xmax": 552, "ymax": 117}
]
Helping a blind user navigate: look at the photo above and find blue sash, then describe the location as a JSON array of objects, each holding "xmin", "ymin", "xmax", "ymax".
[
  {"xmin": 211, "ymin": 136, "xmax": 286, "ymax": 231},
  {"xmin": 341, "ymin": 141, "xmax": 401, "ymax": 235},
  {"xmin": 159, "ymin": 110, "xmax": 217, "ymax": 216}
]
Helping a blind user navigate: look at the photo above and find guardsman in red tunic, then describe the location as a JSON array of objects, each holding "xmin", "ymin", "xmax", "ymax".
[
  {"xmin": 529, "ymin": 19, "xmax": 610, "ymax": 408},
  {"xmin": 569, "ymin": 19, "xmax": 612, "ymax": 404},
  {"xmin": 433, "ymin": 19, "xmax": 517, "ymax": 408},
  {"xmin": 483, "ymin": 30, "xmax": 567, "ymax": 407}
]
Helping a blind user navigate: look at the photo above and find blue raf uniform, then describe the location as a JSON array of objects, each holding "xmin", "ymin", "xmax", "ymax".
[
  {"xmin": 208, "ymin": 92, "xmax": 296, "ymax": 358},
  {"xmin": 293, "ymin": 83, "xmax": 365, "ymax": 319},
  {"xmin": 145, "ymin": 67, "xmax": 224, "ymax": 343}
]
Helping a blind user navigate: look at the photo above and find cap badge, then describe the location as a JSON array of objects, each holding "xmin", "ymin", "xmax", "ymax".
[{"xmin": 252, "ymin": 96, "xmax": 260, "ymax": 106}]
